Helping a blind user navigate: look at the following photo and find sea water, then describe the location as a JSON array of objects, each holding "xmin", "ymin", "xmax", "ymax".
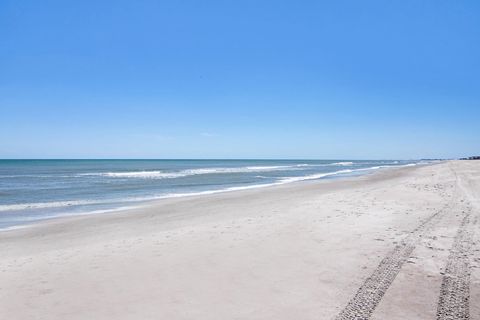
[{"xmin": 0, "ymin": 159, "xmax": 421, "ymax": 229}]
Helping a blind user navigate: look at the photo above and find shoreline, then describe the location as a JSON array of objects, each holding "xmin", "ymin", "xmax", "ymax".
[
  {"xmin": 2, "ymin": 160, "xmax": 478, "ymax": 320},
  {"xmin": 0, "ymin": 162, "xmax": 425, "ymax": 233}
]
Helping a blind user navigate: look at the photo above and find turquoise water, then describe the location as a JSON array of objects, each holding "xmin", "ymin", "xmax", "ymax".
[{"xmin": 0, "ymin": 159, "xmax": 420, "ymax": 229}]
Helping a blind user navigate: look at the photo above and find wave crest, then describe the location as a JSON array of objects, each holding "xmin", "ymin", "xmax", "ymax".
[{"xmin": 80, "ymin": 164, "xmax": 310, "ymax": 179}]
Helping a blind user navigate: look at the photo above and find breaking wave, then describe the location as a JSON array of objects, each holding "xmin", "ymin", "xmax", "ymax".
[{"xmin": 79, "ymin": 164, "xmax": 310, "ymax": 179}]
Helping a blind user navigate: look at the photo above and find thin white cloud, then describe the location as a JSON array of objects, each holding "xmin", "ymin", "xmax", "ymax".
[{"xmin": 200, "ymin": 132, "xmax": 216, "ymax": 137}]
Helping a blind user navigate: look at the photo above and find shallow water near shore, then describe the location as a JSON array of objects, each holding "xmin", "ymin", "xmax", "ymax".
[{"xmin": 0, "ymin": 159, "xmax": 420, "ymax": 229}]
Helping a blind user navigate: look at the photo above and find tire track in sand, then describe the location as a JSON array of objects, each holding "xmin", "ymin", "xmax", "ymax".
[
  {"xmin": 436, "ymin": 206, "xmax": 473, "ymax": 320},
  {"xmin": 334, "ymin": 206, "xmax": 448, "ymax": 320},
  {"xmin": 335, "ymin": 168, "xmax": 459, "ymax": 320}
]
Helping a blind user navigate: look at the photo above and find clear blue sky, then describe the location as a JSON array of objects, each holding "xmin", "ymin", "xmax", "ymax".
[{"xmin": 1, "ymin": 0, "xmax": 479, "ymax": 159}]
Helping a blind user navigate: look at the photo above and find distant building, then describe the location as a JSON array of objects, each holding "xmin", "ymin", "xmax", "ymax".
[{"xmin": 460, "ymin": 156, "xmax": 480, "ymax": 160}]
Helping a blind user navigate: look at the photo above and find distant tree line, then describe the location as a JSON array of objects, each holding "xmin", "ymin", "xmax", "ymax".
[{"xmin": 460, "ymin": 156, "xmax": 480, "ymax": 160}]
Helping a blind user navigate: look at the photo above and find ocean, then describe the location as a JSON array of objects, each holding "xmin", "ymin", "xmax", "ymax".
[{"xmin": 0, "ymin": 159, "xmax": 421, "ymax": 229}]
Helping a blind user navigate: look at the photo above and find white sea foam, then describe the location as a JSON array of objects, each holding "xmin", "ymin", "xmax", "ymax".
[
  {"xmin": 278, "ymin": 169, "xmax": 353, "ymax": 183},
  {"xmin": 278, "ymin": 163, "xmax": 417, "ymax": 183},
  {"xmin": 0, "ymin": 197, "xmax": 159, "ymax": 212},
  {"xmin": 98, "ymin": 171, "xmax": 186, "ymax": 179},
  {"xmin": 0, "ymin": 200, "xmax": 102, "ymax": 212},
  {"xmin": 80, "ymin": 164, "xmax": 309, "ymax": 179},
  {"xmin": 330, "ymin": 162, "xmax": 354, "ymax": 166}
]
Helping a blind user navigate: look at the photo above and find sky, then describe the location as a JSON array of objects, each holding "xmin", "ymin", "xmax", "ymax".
[{"xmin": 0, "ymin": 0, "xmax": 479, "ymax": 159}]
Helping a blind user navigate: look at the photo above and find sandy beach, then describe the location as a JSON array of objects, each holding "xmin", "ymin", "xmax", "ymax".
[{"xmin": 1, "ymin": 160, "xmax": 479, "ymax": 319}]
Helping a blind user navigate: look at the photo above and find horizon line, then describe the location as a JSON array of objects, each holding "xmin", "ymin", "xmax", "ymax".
[{"xmin": 0, "ymin": 158, "xmax": 445, "ymax": 161}]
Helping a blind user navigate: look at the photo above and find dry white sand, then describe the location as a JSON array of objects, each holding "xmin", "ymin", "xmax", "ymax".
[{"xmin": 1, "ymin": 161, "xmax": 479, "ymax": 320}]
